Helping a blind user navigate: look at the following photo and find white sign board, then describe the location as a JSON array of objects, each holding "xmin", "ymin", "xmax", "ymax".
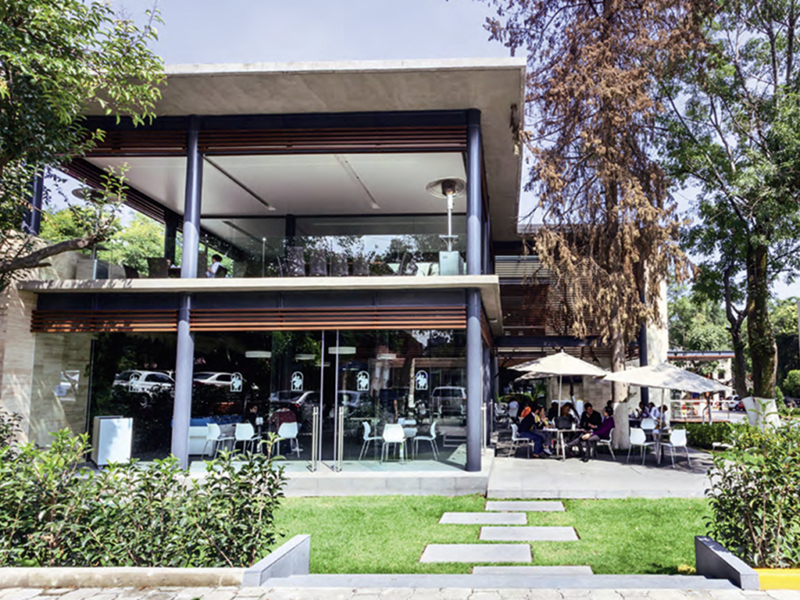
[
  {"xmin": 415, "ymin": 370, "xmax": 428, "ymax": 391},
  {"xmin": 356, "ymin": 371, "xmax": 370, "ymax": 392},
  {"xmin": 291, "ymin": 371, "xmax": 304, "ymax": 392},
  {"xmin": 230, "ymin": 372, "xmax": 243, "ymax": 393}
]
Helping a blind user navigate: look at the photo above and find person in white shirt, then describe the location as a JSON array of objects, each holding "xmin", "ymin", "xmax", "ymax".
[
  {"xmin": 648, "ymin": 402, "xmax": 661, "ymax": 422},
  {"xmin": 207, "ymin": 254, "xmax": 223, "ymax": 278}
]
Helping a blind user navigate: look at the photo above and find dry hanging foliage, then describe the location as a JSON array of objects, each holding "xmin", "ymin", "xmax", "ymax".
[{"xmin": 485, "ymin": 0, "xmax": 707, "ymax": 374}]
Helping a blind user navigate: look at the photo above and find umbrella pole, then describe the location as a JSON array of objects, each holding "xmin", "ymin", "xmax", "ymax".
[{"xmin": 559, "ymin": 375, "xmax": 563, "ymax": 405}]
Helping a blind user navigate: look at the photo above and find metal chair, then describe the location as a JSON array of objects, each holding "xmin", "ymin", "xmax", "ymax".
[
  {"xmin": 595, "ymin": 428, "xmax": 616, "ymax": 460},
  {"xmin": 358, "ymin": 421, "xmax": 381, "ymax": 460},
  {"xmin": 661, "ymin": 429, "xmax": 691, "ymax": 468},
  {"xmin": 627, "ymin": 427, "xmax": 655, "ymax": 465},
  {"xmin": 203, "ymin": 423, "xmax": 234, "ymax": 457},
  {"xmin": 330, "ymin": 253, "xmax": 348, "ymax": 277},
  {"xmin": 276, "ymin": 421, "xmax": 301, "ymax": 458},
  {"xmin": 146, "ymin": 257, "xmax": 169, "ymax": 278},
  {"xmin": 308, "ymin": 248, "xmax": 327, "ymax": 277},
  {"xmin": 285, "ymin": 246, "xmax": 306, "ymax": 276},
  {"xmin": 413, "ymin": 420, "xmax": 439, "ymax": 460},
  {"xmin": 352, "ymin": 255, "xmax": 370, "ymax": 276},
  {"xmin": 381, "ymin": 423, "xmax": 406, "ymax": 464}
]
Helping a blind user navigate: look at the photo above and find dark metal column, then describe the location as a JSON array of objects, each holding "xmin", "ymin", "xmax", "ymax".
[
  {"xmin": 466, "ymin": 109, "xmax": 483, "ymax": 472},
  {"xmin": 23, "ymin": 170, "xmax": 44, "ymax": 236},
  {"xmin": 172, "ymin": 116, "xmax": 203, "ymax": 468},
  {"xmin": 164, "ymin": 210, "xmax": 179, "ymax": 265}
]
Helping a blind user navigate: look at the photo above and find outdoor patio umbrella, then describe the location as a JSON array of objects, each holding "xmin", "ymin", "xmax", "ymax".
[
  {"xmin": 515, "ymin": 351, "xmax": 608, "ymax": 404},
  {"xmin": 601, "ymin": 362, "xmax": 730, "ymax": 394}
]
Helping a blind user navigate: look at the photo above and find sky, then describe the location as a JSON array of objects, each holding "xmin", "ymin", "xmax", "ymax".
[{"xmin": 107, "ymin": 0, "xmax": 798, "ymax": 300}]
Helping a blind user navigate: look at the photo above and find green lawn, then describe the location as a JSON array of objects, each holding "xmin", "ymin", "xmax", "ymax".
[{"xmin": 273, "ymin": 495, "xmax": 709, "ymax": 575}]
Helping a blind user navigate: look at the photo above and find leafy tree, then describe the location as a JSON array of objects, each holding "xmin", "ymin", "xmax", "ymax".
[
  {"xmin": 0, "ymin": 0, "xmax": 164, "ymax": 290},
  {"xmin": 661, "ymin": 0, "xmax": 800, "ymax": 399},
  {"xmin": 484, "ymin": 0, "xmax": 704, "ymax": 447},
  {"xmin": 41, "ymin": 208, "xmax": 165, "ymax": 274},
  {"xmin": 668, "ymin": 284, "xmax": 731, "ymax": 376},
  {"xmin": 771, "ymin": 298, "xmax": 800, "ymax": 386}
]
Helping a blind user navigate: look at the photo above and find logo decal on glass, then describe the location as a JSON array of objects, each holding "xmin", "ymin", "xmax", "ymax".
[
  {"xmin": 415, "ymin": 371, "xmax": 429, "ymax": 391},
  {"xmin": 356, "ymin": 371, "xmax": 370, "ymax": 392},
  {"xmin": 230, "ymin": 372, "xmax": 243, "ymax": 393},
  {"xmin": 291, "ymin": 371, "xmax": 304, "ymax": 392}
]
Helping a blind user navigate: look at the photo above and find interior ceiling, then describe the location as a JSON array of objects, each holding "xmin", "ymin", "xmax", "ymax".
[{"xmin": 89, "ymin": 153, "xmax": 466, "ymax": 218}]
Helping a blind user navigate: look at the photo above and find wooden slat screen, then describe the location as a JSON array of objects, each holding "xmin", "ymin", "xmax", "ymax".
[
  {"xmin": 198, "ymin": 126, "xmax": 467, "ymax": 155},
  {"xmin": 31, "ymin": 310, "xmax": 179, "ymax": 333},
  {"xmin": 84, "ymin": 126, "xmax": 467, "ymax": 157},
  {"xmin": 190, "ymin": 306, "xmax": 467, "ymax": 332}
]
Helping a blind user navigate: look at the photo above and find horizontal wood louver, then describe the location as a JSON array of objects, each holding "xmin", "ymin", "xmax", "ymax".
[
  {"xmin": 189, "ymin": 306, "xmax": 467, "ymax": 332},
  {"xmin": 89, "ymin": 130, "xmax": 188, "ymax": 156},
  {"xmin": 198, "ymin": 126, "xmax": 467, "ymax": 155},
  {"xmin": 31, "ymin": 310, "xmax": 179, "ymax": 333}
]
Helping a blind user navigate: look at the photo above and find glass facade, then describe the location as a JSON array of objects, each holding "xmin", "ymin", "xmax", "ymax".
[{"xmin": 28, "ymin": 328, "xmax": 467, "ymax": 469}]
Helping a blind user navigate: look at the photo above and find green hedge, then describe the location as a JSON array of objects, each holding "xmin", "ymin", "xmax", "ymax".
[
  {"xmin": 685, "ymin": 422, "xmax": 733, "ymax": 449},
  {"xmin": 707, "ymin": 421, "xmax": 800, "ymax": 568},
  {"xmin": 0, "ymin": 429, "xmax": 286, "ymax": 568}
]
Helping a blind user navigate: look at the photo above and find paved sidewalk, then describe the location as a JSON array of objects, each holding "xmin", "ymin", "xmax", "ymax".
[
  {"xmin": 488, "ymin": 450, "xmax": 712, "ymax": 499},
  {"xmin": 1, "ymin": 587, "xmax": 799, "ymax": 600}
]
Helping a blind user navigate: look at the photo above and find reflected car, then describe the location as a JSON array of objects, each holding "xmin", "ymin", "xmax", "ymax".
[
  {"xmin": 113, "ymin": 370, "xmax": 175, "ymax": 396},
  {"xmin": 269, "ymin": 390, "xmax": 319, "ymax": 424},
  {"xmin": 193, "ymin": 372, "xmax": 234, "ymax": 388},
  {"xmin": 431, "ymin": 386, "xmax": 467, "ymax": 416}
]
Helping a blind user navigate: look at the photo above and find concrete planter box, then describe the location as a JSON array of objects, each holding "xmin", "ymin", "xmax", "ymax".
[
  {"xmin": 0, "ymin": 534, "xmax": 309, "ymax": 589},
  {"xmin": 695, "ymin": 536, "xmax": 800, "ymax": 590}
]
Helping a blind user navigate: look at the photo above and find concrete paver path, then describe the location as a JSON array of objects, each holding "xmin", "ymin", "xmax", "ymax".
[
  {"xmin": 439, "ymin": 513, "xmax": 527, "ymax": 525},
  {"xmin": 484, "ymin": 501, "xmax": 565, "ymax": 512},
  {"xmin": 479, "ymin": 526, "xmax": 578, "ymax": 542},
  {"xmin": 419, "ymin": 543, "xmax": 532, "ymax": 563},
  {"xmin": 1, "ymin": 586, "xmax": 797, "ymax": 600}
]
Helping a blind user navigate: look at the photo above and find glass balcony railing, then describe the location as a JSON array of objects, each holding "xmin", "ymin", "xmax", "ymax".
[{"xmin": 45, "ymin": 234, "xmax": 468, "ymax": 281}]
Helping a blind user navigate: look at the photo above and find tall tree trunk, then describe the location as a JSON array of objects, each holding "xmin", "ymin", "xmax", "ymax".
[
  {"xmin": 611, "ymin": 323, "xmax": 630, "ymax": 450},
  {"xmin": 722, "ymin": 264, "xmax": 748, "ymax": 397},
  {"xmin": 746, "ymin": 241, "xmax": 777, "ymax": 398}
]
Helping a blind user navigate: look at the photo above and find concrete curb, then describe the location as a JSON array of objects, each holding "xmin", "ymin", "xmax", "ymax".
[
  {"xmin": 242, "ymin": 535, "xmax": 310, "ymax": 586},
  {"xmin": 695, "ymin": 535, "xmax": 760, "ymax": 590},
  {"xmin": 0, "ymin": 535, "xmax": 310, "ymax": 588}
]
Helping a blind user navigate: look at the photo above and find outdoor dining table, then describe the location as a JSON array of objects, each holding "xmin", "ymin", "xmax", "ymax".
[
  {"xmin": 544, "ymin": 427, "xmax": 578, "ymax": 460},
  {"xmin": 651, "ymin": 428, "xmax": 672, "ymax": 465}
]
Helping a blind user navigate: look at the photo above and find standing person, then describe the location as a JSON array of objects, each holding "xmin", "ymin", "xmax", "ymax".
[
  {"xmin": 207, "ymin": 254, "xmax": 224, "ymax": 278},
  {"xmin": 566, "ymin": 405, "xmax": 615, "ymax": 462},
  {"xmin": 579, "ymin": 402, "xmax": 602, "ymax": 432}
]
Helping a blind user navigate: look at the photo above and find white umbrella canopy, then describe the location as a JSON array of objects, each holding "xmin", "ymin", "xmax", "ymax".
[
  {"xmin": 516, "ymin": 351, "xmax": 608, "ymax": 377},
  {"xmin": 515, "ymin": 351, "xmax": 608, "ymax": 403},
  {"xmin": 602, "ymin": 362, "xmax": 730, "ymax": 394}
]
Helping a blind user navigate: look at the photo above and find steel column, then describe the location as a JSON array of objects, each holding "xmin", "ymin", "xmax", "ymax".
[
  {"xmin": 466, "ymin": 289, "xmax": 483, "ymax": 471},
  {"xmin": 23, "ymin": 170, "xmax": 44, "ymax": 236},
  {"xmin": 465, "ymin": 109, "xmax": 484, "ymax": 472},
  {"xmin": 171, "ymin": 116, "xmax": 203, "ymax": 468},
  {"xmin": 164, "ymin": 210, "xmax": 179, "ymax": 265}
]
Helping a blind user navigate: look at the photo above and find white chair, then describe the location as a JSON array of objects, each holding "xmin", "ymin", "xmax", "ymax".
[
  {"xmin": 358, "ymin": 421, "xmax": 381, "ymax": 460},
  {"xmin": 381, "ymin": 423, "xmax": 406, "ymax": 464},
  {"xmin": 640, "ymin": 417, "xmax": 656, "ymax": 432},
  {"xmin": 627, "ymin": 427, "xmax": 655, "ymax": 465},
  {"xmin": 595, "ymin": 428, "xmax": 615, "ymax": 460},
  {"xmin": 661, "ymin": 429, "xmax": 691, "ymax": 468},
  {"xmin": 413, "ymin": 420, "xmax": 439, "ymax": 460},
  {"xmin": 234, "ymin": 422, "xmax": 260, "ymax": 453},
  {"xmin": 203, "ymin": 423, "xmax": 234, "ymax": 457},
  {"xmin": 276, "ymin": 421, "xmax": 301, "ymax": 458},
  {"xmin": 509, "ymin": 423, "xmax": 531, "ymax": 458}
]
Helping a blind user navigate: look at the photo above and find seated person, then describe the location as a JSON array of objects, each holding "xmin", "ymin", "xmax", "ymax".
[
  {"xmin": 507, "ymin": 397, "xmax": 520, "ymax": 421},
  {"xmin": 518, "ymin": 401, "xmax": 533, "ymax": 421},
  {"xmin": 566, "ymin": 405, "xmax": 615, "ymax": 461},
  {"xmin": 647, "ymin": 402, "xmax": 661, "ymax": 423},
  {"xmin": 564, "ymin": 401, "xmax": 581, "ymax": 422},
  {"xmin": 268, "ymin": 407, "xmax": 297, "ymax": 431},
  {"xmin": 547, "ymin": 402, "xmax": 559, "ymax": 422},
  {"xmin": 533, "ymin": 405, "xmax": 554, "ymax": 454},
  {"xmin": 517, "ymin": 407, "xmax": 547, "ymax": 458},
  {"xmin": 579, "ymin": 402, "xmax": 602, "ymax": 432}
]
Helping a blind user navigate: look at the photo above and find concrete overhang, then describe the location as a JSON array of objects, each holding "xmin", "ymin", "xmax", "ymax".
[
  {"xmin": 20, "ymin": 275, "xmax": 504, "ymax": 336},
  {"xmin": 87, "ymin": 58, "xmax": 526, "ymax": 241}
]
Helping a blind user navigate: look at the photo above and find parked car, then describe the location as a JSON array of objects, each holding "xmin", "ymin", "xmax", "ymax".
[
  {"xmin": 193, "ymin": 372, "xmax": 234, "ymax": 388},
  {"xmin": 113, "ymin": 370, "xmax": 174, "ymax": 405},
  {"xmin": 431, "ymin": 386, "xmax": 467, "ymax": 417}
]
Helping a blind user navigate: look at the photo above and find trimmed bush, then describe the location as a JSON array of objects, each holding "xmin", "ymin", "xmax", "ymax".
[
  {"xmin": 0, "ymin": 430, "xmax": 286, "ymax": 567},
  {"xmin": 685, "ymin": 422, "xmax": 733, "ymax": 449},
  {"xmin": 783, "ymin": 370, "xmax": 800, "ymax": 398},
  {"xmin": 706, "ymin": 420, "xmax": 800, "ymax": 568}
]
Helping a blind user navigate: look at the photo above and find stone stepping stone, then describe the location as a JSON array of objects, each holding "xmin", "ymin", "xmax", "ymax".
[
  {"xmin": 485, "ymin": 500, "xmax": 565, "ymax": 512},
  {"xmin": 479, "ymin": 526, "xmax": 578, "ymax": 542},
  {"xmin": 420, "ymin": 543, "xmax": 532, "ymax": 563},
  {"xmin": 473, "ymin": 565, "xmax": 594, "ymax": 575},
  {"xmin": 439, "ymin": 512, "xmax": 527, "ymax": 525}
]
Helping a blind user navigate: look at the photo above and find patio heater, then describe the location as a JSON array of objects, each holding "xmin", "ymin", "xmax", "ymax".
[{"xmin": 426, "ymin": 178, "xmax": 465, "ymax": 276}]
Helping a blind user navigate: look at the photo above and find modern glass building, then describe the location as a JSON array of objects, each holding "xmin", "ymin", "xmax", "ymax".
[{"xmin": 3, "ymin": 59, "xmax": 528, "ymax": 473}]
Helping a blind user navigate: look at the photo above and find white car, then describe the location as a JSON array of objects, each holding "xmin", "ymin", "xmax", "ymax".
[
  {"xmin": 431, "ymin": 386, "xmax": 467, "ymax": 416},
  {"xmin": 193, "ymin": 372, "xmax": 235, "ymax": 388},
  {"xmin": 113, "ymin": 370, "xmax": 174, "ymax": 395}
]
